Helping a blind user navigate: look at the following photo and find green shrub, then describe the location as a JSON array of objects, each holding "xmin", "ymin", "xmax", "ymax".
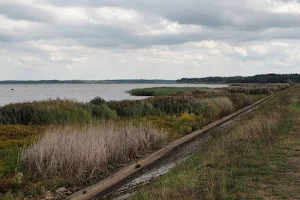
[
  {"xmin": 91, "ymin": 104, "xmax": 118, "ymax": 119},
  {"xmin": 135, "ymin": 163, "xmax": 141, "ymax": 169},
  {"xmin": 90, "ymin": 97, "xmax": 106, "ymax": 105}
]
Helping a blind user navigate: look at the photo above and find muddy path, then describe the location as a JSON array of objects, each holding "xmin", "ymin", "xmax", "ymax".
[{"xmin": 96, "ymin": 105, "xmax": 261, "ymax": 200}]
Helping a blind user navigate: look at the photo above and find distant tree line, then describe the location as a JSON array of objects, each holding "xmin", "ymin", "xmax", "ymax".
[
  {"xmin": 0, "ymin": 80, "xmax": 89, "ymax": 84},
  {"xmin": 177, "ymin": 74, "xmax": 300, "ymax": 84},
  {"xmin": 0, "ymin": 79, "xmax": 176, "ymax": 84}
]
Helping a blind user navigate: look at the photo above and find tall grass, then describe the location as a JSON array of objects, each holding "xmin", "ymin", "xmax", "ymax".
[
  {"xmin": 201, "ymin": 97, "xmax": 234, "ymax": 118},
  {"xmin": 128, "ymin": 87, "xmax": 209, "ymax": 96},
  {"xmin": 21, "ymin": 122, "xmax": 165, "ymax": 181},
  {"xmin": 225, "ymin": 83, "xmax": 289, "ymax": 95},
  {"xmin": 108, "ymin": 96, "xmax": 242, "ymax": 118},
  {"xmin": 0, "ymin": 84, "xmax": 280, "ymax": 126},
  {"xmin": 0, "ymin": 99, "xmax": 117, "ymax": 125},
  {"xmin": 228, "ymin": 93, "xmax": 254, "ymax": 109}
]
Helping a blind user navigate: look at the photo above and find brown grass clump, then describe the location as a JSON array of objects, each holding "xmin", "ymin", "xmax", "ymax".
[
  {"xmin": 21, "ymin": 122, "xmax": 165, "ymax": 181},
  {"xmin": 218, "ymin": 113, "xmax": 280, "ymax": 156},
  {"xmin": 225, "ymin": 83, "xmax": 289, "ymax": 95},
  {"xmin": 202, "ymin": 97, "xmax": 234, "ymax": 117}
]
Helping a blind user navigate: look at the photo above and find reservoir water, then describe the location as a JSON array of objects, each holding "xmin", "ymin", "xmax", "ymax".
[{"xmin": 0, "ymin": 84, "xmax": 227, "ymax": 106}]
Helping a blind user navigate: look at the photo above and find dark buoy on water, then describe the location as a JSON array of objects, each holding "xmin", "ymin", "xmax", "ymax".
[{"xmin": 11, "ymin": 88, "xmax": 14, "ymax": 91}]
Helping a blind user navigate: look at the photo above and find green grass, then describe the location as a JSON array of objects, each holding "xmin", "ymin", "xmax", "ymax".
[
  {"xmin": 108, "ymin": 94, "xmax": 253, "ymax": 139},
  {"xmin": 0, "ymin": 125, "xmax": 46, "ymax": 193},
  {"xmin": 131, "ymin": 84, "xmax": 299, "ymax": 200},
  {"xmin": 147, "ymin": 113, "xmax": 206, "ymax": 140},
  {"xmin": 108, "ymin": 94, "xmax": 253, "ymax": 118},
  {"xmin": 0, "ymin": 92, "xmax": 252, "ymax": 125},
  {"xmin": 128, "ymin": 84, "xmax": 289, "ymax": 97},
  {"xmin": 0, "ymin": 99, "xmax": 117, "ymax": 125},
  {"xmin": 128, "ymin": 87, "xmax": 209, "ymax": 96},
  {"xmin": 289, "ymin": 95, "xmax": 300, "ymax": 111}
]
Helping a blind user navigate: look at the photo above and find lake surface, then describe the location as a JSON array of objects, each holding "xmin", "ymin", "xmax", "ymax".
[{"xmin": 0, "ymin": 84, "xmax": 227, "ymax": 106}]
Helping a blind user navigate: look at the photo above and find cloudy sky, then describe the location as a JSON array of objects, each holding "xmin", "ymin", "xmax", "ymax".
[{"xmin": 1, "ymin": 0, "xmax": 300, "ymax": 80}]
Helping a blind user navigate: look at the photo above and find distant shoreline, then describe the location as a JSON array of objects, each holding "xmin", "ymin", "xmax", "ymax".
[
  {"xmin": 0, "ymin": 80, "xmax": 177, "ymax": 84},
  {"xmin": 2, "ymin": 74, "xmax": 299, "ymax": 84}
]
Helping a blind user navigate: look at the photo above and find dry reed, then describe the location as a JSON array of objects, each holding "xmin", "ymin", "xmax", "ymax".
[
  {"xmin": 216, "ymin": 113, "xmax": 280, "ymax": 157},
  {"xmin": 21, "ymin": 122, "xmax": 165, "ymax": 181},
  {"xmin": 200, "ymin": 97, "xmax": 234, "ymax": 117}
]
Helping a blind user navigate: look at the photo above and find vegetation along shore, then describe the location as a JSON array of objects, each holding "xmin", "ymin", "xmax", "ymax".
[
  {"xmin": 0, "ymin": 83, "xmax": 292, "ymax": 199},
  {"xmin": 131, "ymin": 84, "xmax": 300, "ymax": 200}
]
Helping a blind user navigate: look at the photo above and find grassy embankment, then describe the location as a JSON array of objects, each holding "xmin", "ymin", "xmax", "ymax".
[
  {"xmin": 131, "ymin": 84, "xmax": 300, "ymax": 200},
  {"xmin": 0, "ymin": 83, "xmax": 289, "ymax": 198}
]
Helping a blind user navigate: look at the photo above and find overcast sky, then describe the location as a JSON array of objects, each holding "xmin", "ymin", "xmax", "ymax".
[{"xmin": 1, "ymin": 0, "xmax": 300, "ymax": 80}]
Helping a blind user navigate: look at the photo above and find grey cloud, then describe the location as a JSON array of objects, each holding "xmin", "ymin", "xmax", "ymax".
[
  {"xmin": 0, "ymin": 34, "xmax": 11, "ymax": 42},
  {"xmin": 2, "ymin": 0, "xmax": 300, "ymax": 48},
  {"xmin": 0, "ymin": 24, "xmax": 259, "ymax": 48},
  {"xmin": 0, "ymin": 4, "xmax": 53, "ymax": 23},
  {"xmin": 47, "ymin": 0, "xmax": 300, "ymax": 30},
  {"xmin": 2, "ymin": 21, "xmax": 300, "ymax": 50},
  {"xmin": 1, "ymin": 0, "xmax": 300, "ymax": 80}
]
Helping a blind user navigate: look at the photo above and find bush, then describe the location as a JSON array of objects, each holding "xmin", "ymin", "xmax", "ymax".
[
  {"xmin": 90, "ymin": 104, "xmax": 118, "ymax": 119},
  {"xmin": 90, "ymin": 97, "xmax": 106, "ymax": 105}
]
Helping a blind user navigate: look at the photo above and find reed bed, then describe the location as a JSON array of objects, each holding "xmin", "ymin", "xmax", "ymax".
[
  {"xmin": 0, "ymin": 99, "xmax": 117, "ymax": 125},
  {"xmin": 21, "ymin": 122, "xmax": 165, "ymax": 181},
  {"xmin": 225, "ymin": 83, "xmax": 289, "ymax": 95},
  {"xmin": 108, "ymin": 96, "xmax": 240, "ymax": 118},
  {"xmin": 0, "ymin": 90, "xmax": 255, "ymax": 125},
  {"xmin": 201, "ymin": 97, "xmax": 234, "ymax": 117},
  {"xmin": 128, "ymin": 87, "xmax": 214, "ymax": 97}
]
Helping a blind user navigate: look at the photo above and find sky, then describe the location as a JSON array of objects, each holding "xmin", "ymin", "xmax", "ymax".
[{"xmin": 1, "ymin": 0, "xmax": 300, "ymax": 80}]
